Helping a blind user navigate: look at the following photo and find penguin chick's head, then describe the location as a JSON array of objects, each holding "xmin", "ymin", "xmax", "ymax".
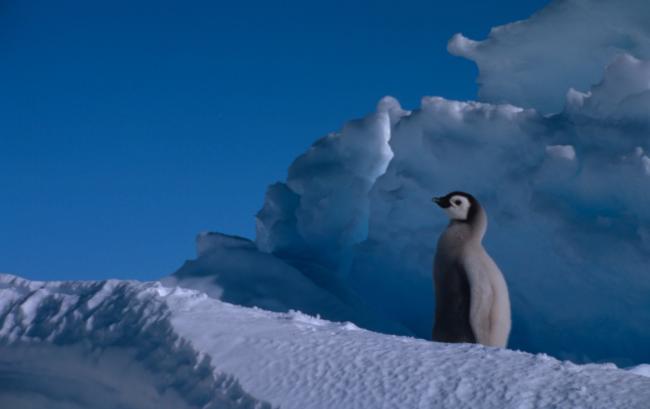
[{"xmin": 433, "ymin": 191, "xmax": 475, "ymax": 221}]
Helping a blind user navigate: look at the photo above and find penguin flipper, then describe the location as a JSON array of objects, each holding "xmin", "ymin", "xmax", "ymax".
[{"xmin": 432, "ymin": 257, "xmax": 476, "ymax": 343}]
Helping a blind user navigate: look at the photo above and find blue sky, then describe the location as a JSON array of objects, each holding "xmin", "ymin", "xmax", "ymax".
[{"xmin": 0, "ymin": 0, "xmax": 549, "ymax": 280}]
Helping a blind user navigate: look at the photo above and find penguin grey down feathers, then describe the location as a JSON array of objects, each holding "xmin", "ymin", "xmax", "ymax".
[{"xmin": 432, "ymin": 191, "xmax": 511, "ymax": 347}]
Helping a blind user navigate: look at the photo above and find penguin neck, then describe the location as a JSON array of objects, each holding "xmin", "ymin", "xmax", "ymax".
[{"xmin": 447, "ymin": 204, "xmax": 487, "ymax": 244}]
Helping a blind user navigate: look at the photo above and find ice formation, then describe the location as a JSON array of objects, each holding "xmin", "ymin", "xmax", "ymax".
[
  {"xmin": 163, "ymin": 232, "xmax": 408, "ymax": 335},
  {"xmin": 248, "ymin": 0, "xmax": 650, "ymax": 365},
  {"xmin": 448, "ymin": 0, "xmax": 650, "ymax": 113}
]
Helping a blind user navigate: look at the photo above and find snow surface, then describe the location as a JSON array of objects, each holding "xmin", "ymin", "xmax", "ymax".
[
  {"xmin": 2, "ymin": 274, "xmax": 650, "ymax": 409},
  {"xmin": 0, "ymin": 274, "xmax": 270, "ymax": 409},
  {"xmin": 628, "ymin": 364, "xmax": 650, "ymax": 378}
]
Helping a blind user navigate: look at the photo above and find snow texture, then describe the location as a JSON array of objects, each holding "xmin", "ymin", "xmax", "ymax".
[
  {"xmin": 628, "ymin": 364, "xmax": 650, "ymax": 378},
  {"xmin": 448, "ymin": 0, "xmax": 650, "ymax": 113},
  {"xmin": 2, "ymin": 274, "xmax": 650, "ymax": 409},
  {"xmin": 0, "ymin": 274, "xmax": 270, "ymax": 409}
]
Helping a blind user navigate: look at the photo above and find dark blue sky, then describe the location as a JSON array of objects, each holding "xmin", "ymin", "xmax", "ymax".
[{"xmin": 0, "ymin": 0, "xmax": 549, "ymax": 281}]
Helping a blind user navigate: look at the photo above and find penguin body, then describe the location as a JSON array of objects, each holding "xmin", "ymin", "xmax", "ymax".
[{"xmin": 432, "ymin": 192, "xmax": 511, "ymax": 347}]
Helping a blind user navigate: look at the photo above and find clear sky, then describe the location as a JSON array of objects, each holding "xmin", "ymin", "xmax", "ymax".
[{"xmin": 0, "ymin": 0, "xmax": 550, "ymax": 281}]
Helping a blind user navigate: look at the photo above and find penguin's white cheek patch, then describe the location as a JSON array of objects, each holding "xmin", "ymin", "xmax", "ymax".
[
  {"xmin": 445, "ymin": 206, "xmax": 468, "ymax": 220},
  {"xmin": 444, "ymin": 196, "xmax": 471, "ymax": 220}
]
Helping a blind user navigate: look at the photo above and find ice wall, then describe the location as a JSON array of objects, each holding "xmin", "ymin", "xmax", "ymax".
[
  {"xmin": 255, "ymin": 51, "xmax": 650, "ymax": 364},
  {"xmin": 166, "ymin": 232, "xmax": 409, "ymax": 336}
]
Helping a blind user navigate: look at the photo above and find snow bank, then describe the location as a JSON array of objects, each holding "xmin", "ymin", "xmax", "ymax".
[
  {"xmin": 0, "ymin": 274, "xmax": 270, "ymax": 409},
  {"xmin": 2, "ymin": 274, "xmax": 649, "ymax": 409},
  {"xmin": 171, "ymin": 293, "xmax": 650, "ymax": 409},
  {"xmin": 628, "ymin": 364, "xmax": 650, "ymax": 378},
  {"xmin": 448, "ymin": 0, "xmax": 650, "ymax": 113}
]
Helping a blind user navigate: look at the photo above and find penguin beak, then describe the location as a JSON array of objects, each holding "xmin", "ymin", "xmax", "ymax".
[{"xmin": 433, "ymin": 196, "xmax": 449, "ymax": 208}]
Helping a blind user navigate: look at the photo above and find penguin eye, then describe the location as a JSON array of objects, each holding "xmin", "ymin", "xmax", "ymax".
[{"xmin": 453, "ymin": 199, "xmax": 462, "ymax": 206}]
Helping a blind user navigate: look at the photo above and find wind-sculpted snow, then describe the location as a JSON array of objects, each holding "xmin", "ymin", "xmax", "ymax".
[
  {"xmin": 168, "ymin": 285, "xmax": 650, "ymax": 409},
  {"xmin": 629, "ymin": 364, "xmax": 650, "ymax": 378},
  {"xmin": 3, "ymin": 275, "xmax": 649, "ymax": 408},
  {"xmin": 0, "ymin": 274, "xmax": 270, "ymax": 409},
  {"xmin": 256, "ymin": 107, "xmax": 394, "ymax": 278}
]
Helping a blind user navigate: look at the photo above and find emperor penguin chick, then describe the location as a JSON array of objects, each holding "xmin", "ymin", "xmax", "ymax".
[{"xmin": 431, "ymin": 191, "xmax": 511, "ymax": 347}]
